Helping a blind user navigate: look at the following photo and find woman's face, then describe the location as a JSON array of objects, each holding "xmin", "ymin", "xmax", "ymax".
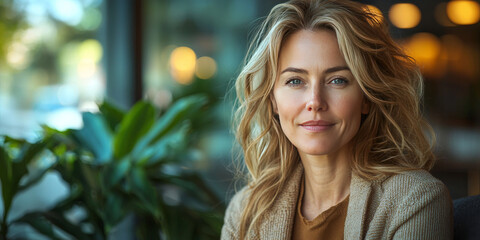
[{"xmin": 272, "ymin": 29, "xmax": 369, "ymax": 158}]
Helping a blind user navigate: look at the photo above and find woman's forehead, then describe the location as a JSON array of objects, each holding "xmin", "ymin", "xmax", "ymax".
[{"xmin": 278, "ymin": 29, "xmax": 348, "ymax": 73}]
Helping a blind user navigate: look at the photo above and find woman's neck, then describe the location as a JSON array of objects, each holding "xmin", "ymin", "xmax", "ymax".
[{"xmin": 299, "ymin": 151, "xmax": 352, "ymax": 220}]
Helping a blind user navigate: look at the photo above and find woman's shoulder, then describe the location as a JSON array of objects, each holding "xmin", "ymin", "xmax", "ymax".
[
  {"xmin": 378, "ymin": 169, "xmax": 451, "ymax": 206},
  {"xmin": 221, "ymin": 186, "xmax": 251, "ymax": 239},
  {"xmin": 361, "ymin": 169, "xmax": 453, "ymax": 239},
  {"xmin": 382, "ymin": 169, "xmax": 446, "ymax": 192},
  {"xmin": 226, "ymin": 186, "xmax": 251, "ymax": 214}
]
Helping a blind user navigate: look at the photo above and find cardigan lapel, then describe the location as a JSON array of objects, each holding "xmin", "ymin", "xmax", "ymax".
[
  {"xmin": 259, "ymin": 164, "xmax": 303, "ymax": 240},
  {"xmin": 254, "ymin": 165, "xmax": 376, "ymax": 240},
  {"xmin": 344, "ymin": 173, "xmax": 373, "ymax": 240}
]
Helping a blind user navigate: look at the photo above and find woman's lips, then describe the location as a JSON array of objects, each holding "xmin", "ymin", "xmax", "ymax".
[{"xmin": 299, "ymin": 120, "xmax": 335, "ymax": 132}]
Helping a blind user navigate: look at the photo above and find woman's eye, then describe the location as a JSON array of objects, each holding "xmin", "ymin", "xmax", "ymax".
[
  {"xmin": 330, "ymin": 78, "xmax": 348, "ymax": 85},
  {"xmin": 286, "ymin": 79, "xmax": 303, "ymax": 86}
]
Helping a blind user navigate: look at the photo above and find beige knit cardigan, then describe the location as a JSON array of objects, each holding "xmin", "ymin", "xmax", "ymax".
[{"xmin": 221, "ymin": 164, "xmax": 453, "ymax": 240}]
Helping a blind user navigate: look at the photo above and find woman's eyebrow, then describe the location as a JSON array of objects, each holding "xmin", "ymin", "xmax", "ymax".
[
  {"xmin": 324, "ymin": 66, "xmax": 350, "ymax": 74},
  {"xmin": 281, "ymin": 67, "xmax": 308, "ymax": 74},
  {"xmin": 280, "ymin": 66, "xmax": 350, "ymax": 74}
]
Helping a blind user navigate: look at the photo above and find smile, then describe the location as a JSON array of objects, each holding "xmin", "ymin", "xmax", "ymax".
[{"xmin": 299, "ymin": 120, "xmax": 335, "ymax": 132}]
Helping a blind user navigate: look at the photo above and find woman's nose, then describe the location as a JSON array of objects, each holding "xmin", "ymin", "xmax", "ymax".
[{"xmin": 306, "ymin": 89, "xmax": 327, "ymax": 112}]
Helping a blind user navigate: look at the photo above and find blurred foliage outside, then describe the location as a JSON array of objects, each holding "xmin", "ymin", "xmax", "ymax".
[{"xmin": 0, "ymin": 0, "xmax": 105, "ymax": 140}]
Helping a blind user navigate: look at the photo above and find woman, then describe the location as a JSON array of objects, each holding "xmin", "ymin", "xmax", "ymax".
[{"xmin": 222, "ymin": 0, "xmax": 453, "ymax": 239}]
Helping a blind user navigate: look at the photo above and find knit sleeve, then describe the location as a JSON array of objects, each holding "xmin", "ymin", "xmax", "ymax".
[
  {"xmin": 221, "ymin": 187, "xmax": 249, "ymax": 240},
  {"xmin": 391, "ymin": 180, "xmax": 453, "ymax": 240}
]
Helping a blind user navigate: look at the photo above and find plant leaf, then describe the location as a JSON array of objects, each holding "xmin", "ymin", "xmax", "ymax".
[
  {"xmin": 103, "ymin": 193, "xmax": 128, "ymax": 233},
  {"xmin": 14, "ymin": 213, "xmax": 63, "ymax": 240},
  {"xmin": 131, "ymin": 94, "xmax": 207, "ymax": 156},
  {"xmin": 72, "ymin": 112, "xmax": 113, "ymax": 164},
  {"xmin": 0, "ymin": 144, "xmax": 13, "ymax": 223},
  {"xmin": 15, "ymin": 211, "xmax": 91, "ymax": 240},
  {"xmin": 162, "ymin": 206, "xmax": 195, "ymax": 240},
  {"xmin": 134, "ymin": 216, "xmax": 162, "ymax": 240},
  {"xmin": 128, "ymin": 167, "xmax": 160, "ymax": 219},
  {"xmin": 153, "ymin": 172, "xmax": 223, "ymax": 209},
  {"xmin": 42, "ymin": 211, "xmax": 91, "ymax": 240},
  {"xmin": 99, "ymin": 101, "xmax": 126, "ymax": 132},
  {"xmin": 102, "ymin": 156, "xmax": 131, "ymax": 189},
  {"xmin": 113, "ymin": 101, "xmax": 155, "ymax": 159},
  {"xmin": 79, "ymin": 163, "xmax": 102, "ymax": 193},
  {"xmin": 13, "ymin": 137, "xmax": 51, "ymax": 164},
  {"xmin": 18, "ymin": 164, "xmax": 52, "ymax": 191},
  {"xmin": 136, "ymin": 121, "xmax": 190, "ymax": 166}
]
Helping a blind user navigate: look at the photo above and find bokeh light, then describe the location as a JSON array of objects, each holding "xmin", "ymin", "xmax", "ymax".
[
  {"xmin": 78, "ymin": 39, "xmax": 103, "ymax": 62},
  {"xmin": 18, "ymin": 28, "xmax": 43, "ymax": 45},
  {"xmin": 389, "ymin": 3, "xmax": 421, "ymax": 29},
  {"xmin": 76, "ymin": 39, "xmax": 103, "ymax": 78},
  {"xmin": 148, "ymin": 89, "xmax": 173, "ymax": 109},
  {"xmin": 195, "ymin": 56, "xmax": 217, "ymax": 79},
  {"xmin": 446, "ymin": 0, "xmax": 480, "ymax": 25},
  {"xmin": 403, "ymin": 32, "xmax": 442, "ymax": 78},
  {"xmin": 49, "ymin": 0, "xmax": 84, "ymax": 26},
  {"xmin": 7, "ymin": 43, "xmax": 30, "ymax": 69},
  {"xmin": 78, "ymin": 8, "xmax": 102, "ymax": 30},
  {"xmin": 169, "ymin": 46, "xmax": 197, "ymax": 85}
]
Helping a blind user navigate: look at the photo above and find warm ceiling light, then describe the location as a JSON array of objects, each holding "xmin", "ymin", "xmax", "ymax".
[
  {"xmin": 389, "ymin": 3, "xmax": 421, "ymax": 29},
  {"xmin": 195, "ymin": 56, "xmax": 217, "ymax": 80},
  {"xmin": 446, "ymin": 0, "xmax": 480, "ymax": 25},
  {"xmin": 169, "ymin": 46, "xmax": 197, "ymax": 84},
  {"xmin": 403, "ymin": 33, "xmax": 442, "ymax": 78},
  {"xmin": 407, "ymin": 33, "xmax": 441, "ymax": 62}
]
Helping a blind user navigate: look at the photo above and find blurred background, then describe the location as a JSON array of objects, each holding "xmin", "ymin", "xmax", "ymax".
[{"xmin": 0, "ymin": 0, "xmax": 479, "ymax": 239}]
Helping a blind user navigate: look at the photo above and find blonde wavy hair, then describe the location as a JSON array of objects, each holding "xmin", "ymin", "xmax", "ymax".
[{"xmin": 233, "ymin": 0, "xmax": 435, "ymax": 238}]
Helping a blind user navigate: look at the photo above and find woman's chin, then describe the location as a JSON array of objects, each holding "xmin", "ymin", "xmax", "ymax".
[{"xmin": 297, "ymin": 147, "xmax": 336, "ymax": 157}]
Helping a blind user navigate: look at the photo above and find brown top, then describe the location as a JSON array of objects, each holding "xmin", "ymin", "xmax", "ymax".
[{"xmin": 291, "ymin": 178, "xmax": 349, "ymax": 240}]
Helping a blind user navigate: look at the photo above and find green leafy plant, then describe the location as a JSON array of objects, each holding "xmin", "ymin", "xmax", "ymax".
[
  {"xmin": 0, "ymin": 136, "xmax": 57, "ymax": 240},
  {"xmin": 1, "ymin": 94, "xmax": 225, "ymax": 240}
]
